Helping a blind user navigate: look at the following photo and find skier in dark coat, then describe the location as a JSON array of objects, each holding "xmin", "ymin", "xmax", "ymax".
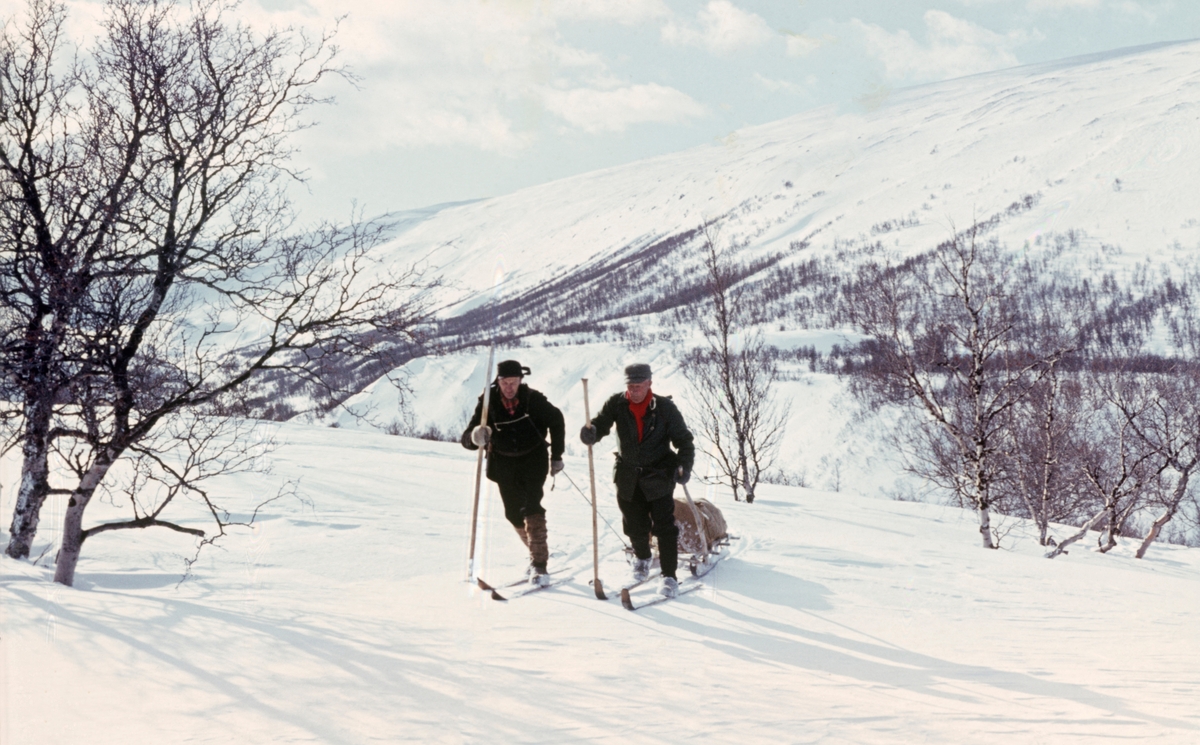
[
  {"xmin": 580, "ymin": 362, "xmax": 695, "ymax": 598},
  {"xmin": 462, "ymin": 359, "xmax": 565, "ymax": 585}
]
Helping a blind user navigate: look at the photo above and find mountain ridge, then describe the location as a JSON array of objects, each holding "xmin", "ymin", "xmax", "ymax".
[{"xmin": 366, "ymin": 38, "xmax": 1197, "ymax": 340}]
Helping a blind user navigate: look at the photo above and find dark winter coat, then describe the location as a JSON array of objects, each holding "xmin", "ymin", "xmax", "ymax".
[
  {"xmin": 461, "ymin": 383, "xmax": 565, "ymax": 462},
  {"xmin": 590, "ymin": 392, "xmax": 695, "ymax": 502}
]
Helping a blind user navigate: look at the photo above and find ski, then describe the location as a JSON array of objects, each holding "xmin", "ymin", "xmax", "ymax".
[
  {"xmin": 619, "ymin": 571, "xmax": 662, "ymax": 593},
  {"xmin": 478, "ymin": 575, "xmax": 574, "ymax": 601},
  {"xmin": 490, "ymin": 568, "xmax": 572, "ymax": 590},
  {"xmin": 614, "ymin": 548, "xmax": 726, "ymax": 608},
  {"xmin": 619, "ymin": 545, "xmax": 727, "ymax": 610},
  {"xmin": 620, "ymin": 580, "xmax": 701, "ymax": 611}
]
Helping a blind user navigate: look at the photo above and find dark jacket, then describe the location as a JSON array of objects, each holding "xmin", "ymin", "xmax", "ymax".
[
  {"xmin": 461, "ymin": 383, "xmax": 565, "ymax": 461},
  {"xmin": 590, "ymin": 392, "xmax": 695, "ymax": 501}
]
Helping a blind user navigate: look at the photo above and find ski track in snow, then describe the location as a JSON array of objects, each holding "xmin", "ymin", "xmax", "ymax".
[{"xmin": 3, "ymin": 423, "xmax": 1199, "ymax": 744}]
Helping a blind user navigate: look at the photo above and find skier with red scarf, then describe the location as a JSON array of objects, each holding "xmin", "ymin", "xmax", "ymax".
[{"xmin": 580, "ymin": 363, "xmax": 695, "ymax": 598}]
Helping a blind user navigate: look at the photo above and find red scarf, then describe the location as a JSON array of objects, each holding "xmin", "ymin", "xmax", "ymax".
[{"xmin": 627, "ymin": 390, "xmax": 652, "ymax": 441}]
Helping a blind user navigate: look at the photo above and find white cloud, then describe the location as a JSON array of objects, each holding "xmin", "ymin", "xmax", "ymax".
[
  {"xmin": 661, "ymin": 0, "xmax": 775, "ymax": 54},
  {"xmin": 752, "ymin": 72, "xmax": 810, "ymax": 95},
  {"xmin": 1113, "ymin": 1, "xmax": 1160, "ymax": 20},
  {"xmin": 209, "ymin": 0, "xmax": 705, "ymax": 154},
  {"xmin": 0, "ymin": 0, "xmax": 702, "ymax": 154},
  {"xmin": 541, "ymin": 84, "xmax": 707, "ymax": 132},
  {"xmin": 854, "ymin": 10, "xmax": 1028, "ymax": 82},
  {"xmin": 544, "ymin": 0, "xmax": 671, "ymax": 24},
  {"xmin": 785, "ymin": 31, "xmax": 834, "ymax": 57},
  {"xmin": 950, "ymin": 0, "xmax": 1105, "ymax": 8},
  {"xmin": 1027, "ymin": 0, "xmax": 1103, "ymax": 8}
]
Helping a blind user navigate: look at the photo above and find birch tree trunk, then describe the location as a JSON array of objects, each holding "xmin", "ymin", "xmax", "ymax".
[
  {"xmin": 53, "ymin": 455, "xmax": 116, "ymax": 586},
  {"xmin": 977, "ymin": 505, "xmax": 994, "ymax": 548},
  {"xmin": 1046, "ymin": 508, "xmax": 1109, "ymax": 559},
  {"xmin": 970, "ymin": 442, "xmax": 996, "ymax": 549},
  {"xmin": 738, "ymin": 440, "xmax": 753, "ymax": 504},
  {"xmin": 5, "ymin": 396, "xmax": 54, "ymax": 559},
  {"xmin": 1135, "ymin": 469, "xmax": 1192, "ymax": 559}
]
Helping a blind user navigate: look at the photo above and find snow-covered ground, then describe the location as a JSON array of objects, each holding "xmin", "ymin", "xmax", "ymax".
[{"xmin": 4, "ymin": 422, "xmax": 1199, "ymax": 744}]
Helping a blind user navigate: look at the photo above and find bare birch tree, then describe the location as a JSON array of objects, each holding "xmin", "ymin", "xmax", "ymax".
[
  {"xmin": 1107, "ymin": 368, "xmax": 1200, "ymax": 559},
  {"xmin": 1, "ymin": 0, "xmax": 438, "ymax": 583},
  {"xmin": 844, "ymin": 227, "xmax": 1069, "ymax": 548},
  {"xmin": 681, "ymin": 224, "xmax": 788, "ymax": 503},
  {"xmin": 51, "ymin": 220, "xmax": 433, "ymax": 586},
  {"xmin": 1000, "ymin": 370, "xmax": 1089, "ymax": 547},
  {"xmin": 1045, "ymin": 381, "xmax": 1165, "ymax": 558},
  {"xmin": 1, "ymin": 0, "xmax": 158, "ymax": 558},
  {"xmin": 996, "ymin": 261, "xmax": 1089, "ymax": 546},
  {"xmin": 1102, "ymin": 267, "xmax": 1200, "ymax": 558}
]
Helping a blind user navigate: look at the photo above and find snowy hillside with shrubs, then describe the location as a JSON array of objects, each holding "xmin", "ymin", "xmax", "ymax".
[{"xmin": 330, "ymin": 39, "xmax": 1200, "ymax": 551}]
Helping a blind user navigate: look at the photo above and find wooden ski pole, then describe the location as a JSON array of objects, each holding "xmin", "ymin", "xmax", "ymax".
[
  {"xmin": 582, "ymin": 378, "xmax": 607, "ymax": 600},
  {"xmin": 467, "ymin": 346, "xmax": 495, "ymax": 581}
]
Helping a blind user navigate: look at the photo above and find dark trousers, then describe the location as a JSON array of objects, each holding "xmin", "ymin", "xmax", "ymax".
[
  {"xmin": 487, "ymin": 448, "xmax": 548, "ymax": 528},
  {"xmin": 619, "ymin": 484, "xmax": 679, "ymax": 579}
]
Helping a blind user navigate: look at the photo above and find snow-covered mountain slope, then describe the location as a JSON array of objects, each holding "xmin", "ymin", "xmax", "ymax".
[
  {"xmin": 5, "ymin": 423, "xmax": 1198, "ymax": 743},
  {"xmin": 311, "ymin": 40, "xmax": 1200, "ymax": 509},
  {"xmin": 376, "ymin": 40, "xmax": 1200, "ymax": 316}
]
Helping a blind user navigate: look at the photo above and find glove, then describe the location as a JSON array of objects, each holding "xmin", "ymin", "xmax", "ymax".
[
  {"xmin": 470, "ymin": 425, "xmax": 491, "ymax": 447},
  {"xmin": 551, "ymin": 460, "xmax": 564, "ymax": 476},
  {"xmin": 675, "ymin": 466, "xmax": 690, "ymax": 484},
  {"xmin": 579, "ymin": 424, "xmax": 597, "ymax": 445}
]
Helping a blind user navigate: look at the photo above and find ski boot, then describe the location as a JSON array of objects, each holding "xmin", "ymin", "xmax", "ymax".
[
  {"xmin": 528, "ymin": 562, "xmax": 551, "ymax": 588},
  {"xmin": 658, "ymin": 576, "xmax": 678, "ymax": 599},
  {"xmin": 632, "ymin": 557, "xmax": 652, "ymax": 583}
]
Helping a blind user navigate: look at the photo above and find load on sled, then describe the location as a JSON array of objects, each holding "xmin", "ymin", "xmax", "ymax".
[{"xmin": 630, "ymin": 486, "xmax": 730, "ymax": 578}]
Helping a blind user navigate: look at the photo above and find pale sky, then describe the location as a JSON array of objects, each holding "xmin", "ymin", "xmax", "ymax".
[{"xmin": 7, "ymin": 0, "xmax": 1200, "ymax": 221}]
